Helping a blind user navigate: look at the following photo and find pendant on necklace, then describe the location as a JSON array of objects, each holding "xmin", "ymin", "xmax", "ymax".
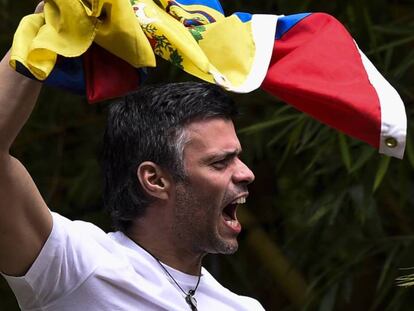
[{"xmin": 185, "ymin": 293, "xmax": 198, "ymax": 311}]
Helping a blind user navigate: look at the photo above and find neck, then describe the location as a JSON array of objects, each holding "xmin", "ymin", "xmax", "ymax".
[{"xmin": 127, "ymin": 218, "xmax": 204, "ymax": 276}]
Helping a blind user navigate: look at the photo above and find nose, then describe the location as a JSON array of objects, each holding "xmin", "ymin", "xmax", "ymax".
[{"xmin": 232, "ymin": 158, "xmax": 255, "ymax": 185}]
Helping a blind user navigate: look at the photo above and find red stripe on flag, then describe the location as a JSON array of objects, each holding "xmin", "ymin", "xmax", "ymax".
[
  {"xmin": 262, "ymin": 13, "xmax": 381, "ymax": 148},
  {"xmin": 83, "ymin": 44, "xmax": 141, "ymax": 104}
]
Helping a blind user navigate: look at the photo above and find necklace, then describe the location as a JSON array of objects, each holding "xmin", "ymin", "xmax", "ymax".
[
  {"xmin": 135, "ymin": 242, "xmax": 201, "ymax": 311},
  {"xmin": 154, "ymin": 258, "xmax": 201, "ymax": 311}
]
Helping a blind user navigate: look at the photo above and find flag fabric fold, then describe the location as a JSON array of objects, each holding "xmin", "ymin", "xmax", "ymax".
[
  {"xmin": 10, "ymin": 0, "xmax": 407, "ymax": 158},
  {"xmin": 262, "ymin": 13, "xmax": 406, "ymax": 158}
]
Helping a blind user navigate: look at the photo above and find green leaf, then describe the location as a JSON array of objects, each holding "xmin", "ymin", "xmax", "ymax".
[
  {"xmin": 295, "ymin": 118, "xmax": 323, "ymax": 153},
  {"xmin": 391, "ymin": 49, "xmax": 414, "ymax": 79},
  {"xmin": 350, "ymin": 147, "xmax": 375, "ymax": 173},
  {"xmin": 238, "ymin": 114, "xmax": 299, "ymax": 134},
  {"xmin": 372, "ymin": 25, "xmax": 414, "ymax": 36},
  {"xmin": 377, "ymin": 245, "xmax": 399, "ymax": 290},
  {"xmin": 406, "ymin": 137, "xmax": 414, "ymax": 169},
  {"xmin": 307, "ymin": 205, "xmax": 330, "ymax": 226},
  {"xmin": 271, "ymin": 105, "xmax": 293, "ymax": 117},
  {"xmin": 373, "ymin": 156, "xmax": 391, "ymax": 192},
  {"xmin": 318, "ymin": 283, "xmax": 338, "ymax": 311},
  {"xmin": 338, "ymin": 133, "xmax": 352, "ymax": 173},
  {"xmin": 367, "ymin": 35, "xmax": 414, "ymax": 55},
  {"xmin": 266, "ymin": 122, "xmax": 297, "ymax": 147}
]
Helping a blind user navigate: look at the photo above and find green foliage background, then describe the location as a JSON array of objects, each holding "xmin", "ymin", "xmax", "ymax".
[{"xmin": 1, "ymin": 0, "xmax": 414, "ymax": 310}]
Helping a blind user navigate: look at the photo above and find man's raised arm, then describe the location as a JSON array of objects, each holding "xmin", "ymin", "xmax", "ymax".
[{"xmin": 0, "ymin": 21, "xmax": 53, "ymax": 276}]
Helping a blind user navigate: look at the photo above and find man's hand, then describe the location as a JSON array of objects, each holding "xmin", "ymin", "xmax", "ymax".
[{"xmin": 0, "ymin": 5, "xmax": 52, "ymax": 276}]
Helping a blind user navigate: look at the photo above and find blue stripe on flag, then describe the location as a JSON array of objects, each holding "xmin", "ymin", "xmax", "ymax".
[
  {"xmin": 45, "ymin": 57, "xmax": 85, "ymax": 95},
  {"xmin": 276, "ymin": 13, "xmax": 311, "ymax": 39},
  {"xmin": 234, "ymin": 12, "xmax": 252, "ymax": 22}
]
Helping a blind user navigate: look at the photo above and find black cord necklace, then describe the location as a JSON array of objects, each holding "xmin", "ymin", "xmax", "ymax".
[
  {"xmin": 154, "ymin": 258, "xmax": 201, "ymax": 311},
  {"xmin": 135, "ymin": 242, "xmax": 201, "ymax": 311}
]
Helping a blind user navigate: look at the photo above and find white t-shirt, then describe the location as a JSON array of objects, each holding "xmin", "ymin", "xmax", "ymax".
[{"xmin": 3, "ymin": 213, "xmax": 264, "ymax": 311}]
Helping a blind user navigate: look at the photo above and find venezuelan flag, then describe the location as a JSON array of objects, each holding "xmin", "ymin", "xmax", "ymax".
[{"xmin": 10, "ymin": 0, "xmax": 406, "ymax": 159}]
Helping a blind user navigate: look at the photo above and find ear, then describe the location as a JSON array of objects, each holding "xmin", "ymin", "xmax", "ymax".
[{"xmin": 137, "ymin": 161, "xmax": 172, "ymax": 200}]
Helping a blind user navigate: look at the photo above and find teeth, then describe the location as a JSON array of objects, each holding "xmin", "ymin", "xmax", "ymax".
[
  {"xmin": 232, "ymin": 197, "xmax": 246, "ymax": 205},
  {"xmin": 225, "ymin": 219, "xmax": 239, "ymax": 227}
]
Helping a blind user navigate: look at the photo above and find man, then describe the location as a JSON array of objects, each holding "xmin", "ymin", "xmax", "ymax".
[{"xmin": 0, "ymin": 17, "xmax": 262, "ymax": 310}]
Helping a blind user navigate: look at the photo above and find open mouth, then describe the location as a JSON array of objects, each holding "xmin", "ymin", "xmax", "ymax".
[{"xmin": 221, "ymin": 196, "xmax": 246, "ymax": 233}]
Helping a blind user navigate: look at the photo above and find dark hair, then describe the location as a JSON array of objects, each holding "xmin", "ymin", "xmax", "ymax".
[{"xmin": 102, "ymin": 82, "xmax": 238, "ymax": 232}]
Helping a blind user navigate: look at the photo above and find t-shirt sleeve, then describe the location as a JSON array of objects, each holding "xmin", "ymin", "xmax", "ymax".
[{"xmin": 2, "ymin": 212, "xmax": 107, "ymax": 309}]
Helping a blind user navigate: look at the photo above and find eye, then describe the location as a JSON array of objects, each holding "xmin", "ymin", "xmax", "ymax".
[{"xmin": 211, "ymin": 158, "xmax": 231, "ymax": 170}]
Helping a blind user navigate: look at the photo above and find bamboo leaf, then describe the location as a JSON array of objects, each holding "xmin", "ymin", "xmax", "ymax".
[
  {"xmin": 328, "ymin": 192, "xmax": 346, "ymax": 225},
  {"xmin": 350, "ymin": 147, "xmax": 375, "ymax": 173},
  {"xmin": 406, "ymin": 137, "xmax": 414, "ymax": 169},
  {"xmin": 267, "ymin": 115, "xmax": 306, "ymax": 148},
  {"xmin": 275, "ymin": 121, "xmax": 307, "ymax": 170},
  {"xmin": 367, "ymin": 35, "xmax": 414, "ymax": 55},
  {"xmin": 318, "ymin": 283, "xmax": 338, "ymax": 311},
  {"xmin": 295, "ymin": 119, "xmax": 325, "ymax": 153},
  {"xmin": 373, "ymin": 156, "xmax": 391, "ymax": 192},
  {"xmin": 239, "ymin": 114, "xmax": 299, "ymax": 134},
  {"xmin": 377, "ymin": 245, "xmax": 399, "ymax": 290},
  {"xmin": 307, "ymin": 205, "xmax": 330, "ymax": 226},
  {"xmin": 393, "ymin": 50, "xmax": 414, "ymax": 78},
  {"xmin": 266, "ymin": 121, "xmax": 298, "ymax": 147},
  {"xmin": 338, "ymin": 133, "xmax": 352, "ymax": 172},
  {"xmin": 271, "ymin": 105, "xmax": 293, "ymax": 117},
  {"xmin": 372, "ymin": 25, "xmax": 414, "ymax": 36}
]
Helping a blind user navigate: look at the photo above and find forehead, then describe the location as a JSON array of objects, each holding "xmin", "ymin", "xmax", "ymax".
[{"xmin": 183, "ymin": 118, "xmax": 241, "ymax": 156}]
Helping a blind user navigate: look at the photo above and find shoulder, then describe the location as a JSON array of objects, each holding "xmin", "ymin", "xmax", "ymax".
[
  {"xmin": 50, "ymin": 212, "xmax": 127, "ymax": 257},
  {"xmin": 52, "ymin": 212, "xmax": 105, "ymax": 235}
]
